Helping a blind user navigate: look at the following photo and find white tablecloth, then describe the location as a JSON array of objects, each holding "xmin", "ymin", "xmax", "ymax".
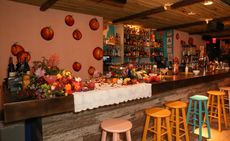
[{"xmin": 73, "ymin": 83, "xmax": 152, "ymax": 112}]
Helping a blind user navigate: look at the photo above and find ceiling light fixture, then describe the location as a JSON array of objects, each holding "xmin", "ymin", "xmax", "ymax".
[
  {"xmin": 205, "ymin": 18, "xmax": 213, "ymax": 24},
  {"xmin": 203, "ymin": 0, "xmax": 213, "ymax": 6},
  {"xmin": 163, "ymin": 3, "xmax": 172, "ymax": 10}
]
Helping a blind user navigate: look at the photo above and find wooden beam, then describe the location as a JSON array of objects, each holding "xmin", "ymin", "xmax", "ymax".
[
  {"xmin": 113, "ymin": 0, "xmax": 203, "ymax": 23},
  {"xmin": 157, "ymin": 21, "xmax": 206, "ymax": 31},
  {"xmin": 157, "ymin": 16, "xmax": 230, "ymax": 31},
  {"xmin": 40, "ymin": 0, "xmax": 58, "ymax": 11},
  {"xmin": 170, "ymin": 0, "xmax": 204, "ymax": 9},
  {"xmin": 190, "ymin": 27, "xmax": 230, "ymax": 35}
]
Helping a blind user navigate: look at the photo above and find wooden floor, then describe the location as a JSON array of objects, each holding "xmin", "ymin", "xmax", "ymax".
[{"xmin": 191, "ymin": 112, "xmax": 230, "ymax": 141}]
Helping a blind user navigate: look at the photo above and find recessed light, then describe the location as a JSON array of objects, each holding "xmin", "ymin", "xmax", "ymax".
[
  {"xmin": 188, "ymin": 12, "xmax": 196, "ymax": 15},
  {"xmin": 203, "ymin": 0, "xmax": 213, "ymax": 6}
]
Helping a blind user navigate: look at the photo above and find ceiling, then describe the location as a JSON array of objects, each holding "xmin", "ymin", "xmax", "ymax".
[{"xmin": 10, "ymin": 0, "xmax": 230, "ymax": 39}]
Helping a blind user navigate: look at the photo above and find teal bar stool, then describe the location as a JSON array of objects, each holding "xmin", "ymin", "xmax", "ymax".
[{"xmin": 186, "ymin": 95, "xmax": 211, "ymax": 141}]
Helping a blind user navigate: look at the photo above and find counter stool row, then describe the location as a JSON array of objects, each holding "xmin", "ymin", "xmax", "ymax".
[{"xmin": 100, "ymin": 86, "xmax": 230, "ymax": 141}]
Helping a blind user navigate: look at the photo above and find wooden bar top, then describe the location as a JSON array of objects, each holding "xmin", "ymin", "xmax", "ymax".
[{"xmin": 2, "ymin": 70, "xmax": 230, "ymax": 123}]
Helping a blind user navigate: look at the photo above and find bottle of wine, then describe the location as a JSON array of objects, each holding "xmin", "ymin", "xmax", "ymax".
[
  {"xmin": 22, "ymin": 57, "xmax": 30, "ymax": 74},
  {"xmin": 8, "ymin": 56, "xmax": 15, "ymax": 78}
]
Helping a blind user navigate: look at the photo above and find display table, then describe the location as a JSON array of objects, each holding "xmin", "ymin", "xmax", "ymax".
[{"xmin": 73, "ymin": 83, "xmax": 152, "ymax": 112}]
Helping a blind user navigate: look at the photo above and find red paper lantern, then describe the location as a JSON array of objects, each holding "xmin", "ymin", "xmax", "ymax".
[
  {"xmin": 93, "ymin": 47, "xmax": 103, "ymax": 60},
  {"xmin": 73, "ymin": 29, "xmax": 82, "ymax": 40},
  {"xmin": 88, "ymin": 66, "xmax": 95, "ymax": 76},
  {"xmin": 11, "ymin": 43, "xmax": 24, "ymax": 56},
  {"xmin": 65, "ymin": 15, "xmax": 74, "ymax": 26},
  {"xmin": 89, "ymin": 18, "xmax": 99, "ymax": 31},
  {"xmin": 41, "ymin": 26, "xmax": 54, "ymax": 41},
  {"xmin": 72, "ymin": 62, "xmax": 82, "ymax": 72},
  {"xmin": 17, "ymin": 51, "xmax": 31, "ymax": 62}
]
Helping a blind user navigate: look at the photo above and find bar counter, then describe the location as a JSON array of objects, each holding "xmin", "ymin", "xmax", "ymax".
[{"xmin": 2, "ymin": 70, "xmax": 230, "ymax": 140}]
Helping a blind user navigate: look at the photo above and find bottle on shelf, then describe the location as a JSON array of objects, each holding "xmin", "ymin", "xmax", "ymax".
[{"xmin": 8, "ymin": 56, "xmax": 16, "ymax": 78}]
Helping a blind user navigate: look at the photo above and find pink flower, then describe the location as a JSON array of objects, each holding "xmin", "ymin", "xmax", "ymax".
[{"xmin": 35, "ymin": 68, "xmax": 45, "ymax": 78}]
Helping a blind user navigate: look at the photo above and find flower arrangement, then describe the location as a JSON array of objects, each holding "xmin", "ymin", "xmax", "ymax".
[{"xmin": 25, "ymin": 55, "xmax": 95, "ymax": 99}]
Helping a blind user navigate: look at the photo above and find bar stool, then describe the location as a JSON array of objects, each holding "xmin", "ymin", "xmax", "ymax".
[
  {"xmin": 219, "ymin": 86, "xmax": 230, "ymax": 112},
  {"xmin": 101, "ymin": 118, "xmax": 132, "ymax": 141},
  {"xmin": 142, "ymin": 107, "xmax": 172, "ymax": 141},
  {"xmin": 207, "ymin": 90, "xmax": 228, "ymax": 132},
  {"xmin": 186, "ymin": 95, "xmax": 211, "ymax": 141},
  {"xmin": 165, "ymin": 101, "xmax": 189, "ymax": 141}
]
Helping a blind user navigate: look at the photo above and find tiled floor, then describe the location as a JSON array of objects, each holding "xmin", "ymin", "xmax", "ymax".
[{"xmin": 190, "ymin": 112, "xmax": 230, "ymax": 141}]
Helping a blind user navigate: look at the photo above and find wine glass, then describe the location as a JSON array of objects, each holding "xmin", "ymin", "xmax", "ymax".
[{"xmin": 160, "ymin": 68, "xmax": 168, "ymax": 81}]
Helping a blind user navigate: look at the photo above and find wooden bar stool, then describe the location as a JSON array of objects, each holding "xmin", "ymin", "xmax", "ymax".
[
  {"xmin": 165, "ymin": 101, "xmax": 189, "ymax": 141},
  {"xmin": 207, "ymin": 90, "xmax": 228, "ymax": 132},
  {"xmin": 101, "ymin": 118, "xmax": 132, "ymax": 141},
  {"xmin": 142, "ymin": 107, "xmax": 172, "ymax": 141},
  {"xmin": 186, "ymin": 95, "xmax": 211, "ymax": 141},
  {"xmin": 219, "ymin": 86, "xmax": 230, "ymax": 113}
]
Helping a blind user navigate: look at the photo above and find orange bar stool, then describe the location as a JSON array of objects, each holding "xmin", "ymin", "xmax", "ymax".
[
  {"xmin": 207, "ymin": 90, "xmax": 228, "ymax": 132},
  {"xmin": 165, "ymin": 101, "xmax": 189, "ymax": 141},
  {"xmin": 101, "ymin": 118, "xmax": 132, "ymax": 141},
  {"xmin": 142, "ymin": 107, "xmax": 172, "ymax": 141},
  {"xmin": 219, "ymin": 86, "xmax": 230, "ymax": 112}
]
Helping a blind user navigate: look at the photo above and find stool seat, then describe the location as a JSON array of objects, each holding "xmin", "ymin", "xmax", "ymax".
[
  {"xmin": 101, "ymin": 118, "xmax": 132, "ymax": 133},
  {"xmin": 190, "ymin": 95, "xmax": 208, "ymax": 101},
  {"xmin": 142, "ymin": 107, "xmax": 172, "ymax": 141},
  {"xmin": 219, "ymin": 87, "xmax": 230, "ymax": 91},
  {"xmin": 146, "ymin": 107, "xmax": 171, "ymax": 118},
  {"xmin": 207, "ymin": 90, "xmax": 225, "ymax": 96},
  {"xmin": 165, "ymin": 101, "xmax": 187, "ymax": 108}
]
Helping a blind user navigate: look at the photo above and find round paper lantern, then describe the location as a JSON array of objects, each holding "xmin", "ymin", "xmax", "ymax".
[
  {"xmin": 11, "ymin": 43, "xmax": 24, "ymax": 56},
  {"xmin": 41, "ymin": 26, "xmax": 54, "ymax": 41},
  {"xmin": 93, "ymin": 47, "xmax": 103, "ymax": 60},
  {"xmin": 89, "ymin": 18, "xmax": 99, "ymax": 30},
  {"xmin": 73, "ymin": 29, "xmax": 82, "ymax": 40},
  {"xmin": 65, "ymin": 15, "xmax": 74, "ymax": 26},
  {"xmin": 17, "ymin": 51, "xmax": 31, "ymax": 62},
  {"xmin": 72, "ymin": 62, "xmax": 82, "ymax": 72},
  {"xmin": 88, "ymin": 66, "xmax": 95, "ymax": 76}
]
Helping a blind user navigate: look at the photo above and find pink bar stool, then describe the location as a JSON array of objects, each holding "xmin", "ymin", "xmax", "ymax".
[{"xmin": 101, "ymin": 118, "xmax": 132, "ymax": 141}]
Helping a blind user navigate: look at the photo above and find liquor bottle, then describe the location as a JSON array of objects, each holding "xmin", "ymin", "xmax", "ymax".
[
  {"xmin": 8, "ymin": 56, "xmax": 15, "ymax": 78},
  {"xmin": 22, "ymin": 58, "xmax": 30, "ymax": 74}
]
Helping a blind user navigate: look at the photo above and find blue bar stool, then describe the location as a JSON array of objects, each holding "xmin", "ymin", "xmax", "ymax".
[{"xmin": 186, "ymin": 95, "xmax": 211, "ymax": 141}]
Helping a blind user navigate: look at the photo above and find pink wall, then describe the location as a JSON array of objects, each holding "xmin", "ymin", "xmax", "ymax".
[
  {"xmin": 0, "ymin": 0, "xmax": 103, "ymax": 83},
  {"xmin": 173, "ymin": 30, "xmax": 205, "ymax": 63}
]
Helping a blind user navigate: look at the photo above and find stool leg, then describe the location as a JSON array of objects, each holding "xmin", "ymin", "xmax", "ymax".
[
  {"xmin": 182, "ymin": 108, "xmax": 189, "ymax": 141},
  {"xmin": 126, "ymin": 130, "xmax": 132, "ymax": 141},
  {"xmin": 221, "ymin": 95, "xmax": 228, "ymax": 128},
  {"xmin": 175, "ymin": 108, "xmax": 180, "ymax": 141},
  {"xmin": 210, "ymin": 95, "xmax": 215, "ymax": 123},
  {"xmin": 166, "ymin": 117, "xmax": 172, "ymax": 141},
  {"xmin": 186, "ymin": 99, "xmax": 192, "ymax": 124},
  {"xmin": 171, "ymin": 108, "xmax": 175, "ymax": 134},
  {"xmin": 117, "ymin": 134, "xmax": 120, "ymax": 141},
  {"xmin": 101, "ymin": 130, "xmax": 107, "ymax": 141},
  {"xmin": 204, "ymin": 100, "xmax": 211, "ymax": 139},
  {"xmin": 228, "ymin": 90, "xmax": 230, "ymax": 113},
  {"xmin": 217, "ymin": 95, "xmax": 222, "ymax": 132},
  {"xmin": 113, "ymin": 133, "xmax": 118, "ymax": 141},
  {"xmin": 154, "ymin": 118, "xmax": 157, "ymax": 141},
  {"xmin": 192, "ymin": 101, "xmax": 197, "ymax": 133},
  {"xmin": 142, "ymin": 115, "xmax": 150, "ymax": 141},
  {"xmin": 157, "ymin": 117, "xmax": 161, "ymax": 141},
  {"xmin": 198, "ymin": 101, "xmax": 203, "ymax": 141}
]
